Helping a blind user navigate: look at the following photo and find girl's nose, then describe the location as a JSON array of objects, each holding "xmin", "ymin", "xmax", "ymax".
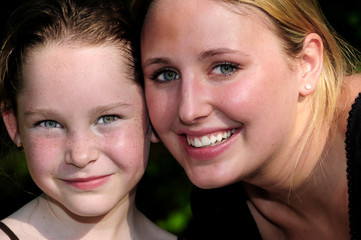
[{"xmin": 65, "ymin": 131, "xmax": 99, "ymax": 168}]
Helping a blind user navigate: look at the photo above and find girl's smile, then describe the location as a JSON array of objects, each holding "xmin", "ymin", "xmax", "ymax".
[
  {"xmin": 62, "ymin": 175, "xmax": 112, "ymax": 191},
  {"xmin": 15, "ymin": 44, "xmax": 151, "ymax": 217}
]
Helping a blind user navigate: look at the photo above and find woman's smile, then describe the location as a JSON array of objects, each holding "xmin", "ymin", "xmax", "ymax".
[
  {"xmin": 186, "ymin": 129, "xmax": 237, "ymax": 148},
  {"xmin": 142, "ymin": 0, "xmax": 304, "ymax": 187},
  {"xmin": 180, "ymin": 128, "xmax": 242, "ymax": 162}
]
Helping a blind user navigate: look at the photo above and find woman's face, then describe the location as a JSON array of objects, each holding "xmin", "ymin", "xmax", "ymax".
[
  {"xmin": 141, "ymin": 0, "xmax": 308, "ymax": 189},
  {"xmin": 12, "ymin": 44, "xmax": 150, "ymax": 217}
]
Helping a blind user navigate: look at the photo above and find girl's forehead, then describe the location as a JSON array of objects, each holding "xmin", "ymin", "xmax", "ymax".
[{"xmin": 21, "ymin": 44, "xmax": 133, "ymax": 90}]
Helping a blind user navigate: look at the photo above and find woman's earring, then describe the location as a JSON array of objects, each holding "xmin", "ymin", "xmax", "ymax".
[
  {"xmin": 18, "ymin": 144, "xmax": 24, "ymax": 151},
  {"xmin": 305, "ymin": 84, "xmax": 312, "ymax": 90}
]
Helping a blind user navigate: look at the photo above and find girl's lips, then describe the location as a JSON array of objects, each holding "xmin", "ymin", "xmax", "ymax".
[
  {"xmin": 64, "ymin": 175, "xmax": 111, "ymax": 190},
  {"xmin": 179, "ymin": 128, "xmax": 242, "ymax": 161}
]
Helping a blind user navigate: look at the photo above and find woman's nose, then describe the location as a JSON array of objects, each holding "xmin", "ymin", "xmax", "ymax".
[
  {"xmin": 65, "ymin": 131, "xmax": 99, "ymax": 168},
  {"xmin": 178, "ymin": 76, "xmax": 213, "ymax": 124}
]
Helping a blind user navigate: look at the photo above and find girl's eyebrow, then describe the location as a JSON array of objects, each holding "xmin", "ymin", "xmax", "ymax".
[
  {"xmin": 91, "ymin": 102, "xmax": 133, "ymax": 114},
  {"xmin": 24, "ymin": 109, "xmax": 58, "ymax": 118},
  {"xmin": 23, "ymin": 102, "xmax": 132, "ymax": 117}
]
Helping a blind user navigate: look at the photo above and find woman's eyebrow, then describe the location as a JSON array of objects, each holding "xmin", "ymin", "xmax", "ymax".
[
  {"xmin": 142, "ymin": 57, "xmax": 171, "ymax": 69},
  {"xmin": 198, "ymin": 48, "xmax": 248, "ymax": 60},
  {"xmin": 143, "ymin": 48, "xmax": 249, "ymax": 69}
]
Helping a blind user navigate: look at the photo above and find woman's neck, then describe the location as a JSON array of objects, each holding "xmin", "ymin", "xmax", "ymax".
[{"xmin": 244, "ymin": 128, "xmax": 350, "ymax": 239}]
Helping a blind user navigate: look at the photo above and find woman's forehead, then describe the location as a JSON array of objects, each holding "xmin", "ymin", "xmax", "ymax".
[{"xmin": 145, "ymin": 0, "xmax": 274, "ymax": 31}]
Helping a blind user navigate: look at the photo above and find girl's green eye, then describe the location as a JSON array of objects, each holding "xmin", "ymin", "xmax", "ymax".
[{"xmin": 98, "ymin": 115, "xmax": 118, "ymax": 124}]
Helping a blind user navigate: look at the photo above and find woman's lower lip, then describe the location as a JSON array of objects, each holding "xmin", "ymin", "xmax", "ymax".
[
  {"xmin": 64, "ymin": 175, "xmax": 111, "ymax": 190},
  {"xmin": 180, "ymin": 129, "xmax": 240, "ymax": 161}
]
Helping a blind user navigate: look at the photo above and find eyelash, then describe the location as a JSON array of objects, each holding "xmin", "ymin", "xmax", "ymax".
[
  {"xmin": 97, "ymin": 115, "xmax": 120, "ymax": 124},
  {"xmin": 36, "ymin": 120, "xmax": 62, "ymax": 129},
  {"xmin": 34, "ymin": 115, "xmax": 120, "ymax": 129},
  {"xmin": 150, "ymin": 68, "xmax": 179, "ymax": 83},
  {"xmin": 210, "ymin": 62, "xmax": 240, "ymax": 77},
  {"xmin": 149, "ymin": 62, "xmax": 240, "ymax": 83}
]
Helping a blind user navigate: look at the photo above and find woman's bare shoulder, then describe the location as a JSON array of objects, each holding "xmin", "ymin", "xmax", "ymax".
[
  {"xmin": 344, "ymin": 74, "xmax": 361, "ymax": 95},
  {"xmin": 337, "ymin": 74, "xmax": 361, "ymax": 132}
]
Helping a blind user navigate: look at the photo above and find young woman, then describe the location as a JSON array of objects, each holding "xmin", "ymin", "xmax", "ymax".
[
  {"xmin": 0, "ymin": 0, "xmax": 175, "ymax": 239},
  {"xmin": 135, "ymin": 0, "xmax": 361, "ymax": 239}
]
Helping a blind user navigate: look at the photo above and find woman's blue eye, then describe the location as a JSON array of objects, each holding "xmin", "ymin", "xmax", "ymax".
[
  {"xmin": 154, "ymin": 70, "xmax": 179, "ymax": 82},
  {"xmin": 40, "ymin": 120, "xmax": 61, "ymax": 128},
  {"xmin": 98, "ymin": 115, "xmax": 118, "ymax": 124}
]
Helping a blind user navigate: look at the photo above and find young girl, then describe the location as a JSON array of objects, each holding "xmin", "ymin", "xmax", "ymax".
[
  {"xmin": 0, "ymin": 0, "xmax": 175, "ymax": 239},
  {"xmin": 135, "ymin": 0, "xmax": 361, "ymax": 239}
]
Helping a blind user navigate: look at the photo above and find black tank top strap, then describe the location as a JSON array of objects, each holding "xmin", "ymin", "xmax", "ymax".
[{"xmin": 0, "ymin": 222, "xmax": 19, "ymax": 240}]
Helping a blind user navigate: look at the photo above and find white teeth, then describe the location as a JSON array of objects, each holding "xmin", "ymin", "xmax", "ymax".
[
  {"xmin": 210, "ymin": 135, "xmax": 217, "ymax": 144},
  {"xmin": 216, "ymin": 133, "xmax": 223, "ymax": 142},
  {"xmin": 194, "ymin": 138, "xmax": 202, "ymax": 147},
  {"xmin": 187, "ymin": 129, "xmax": 236, "ymax": 148},
  {"xmin": 201, "ymin": 136, "xmax": 211, "ymax": 146}
]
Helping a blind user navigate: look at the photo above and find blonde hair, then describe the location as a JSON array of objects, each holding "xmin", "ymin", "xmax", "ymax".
[
  {"xmin": 133, "ymin": 0, "xmax": 361, "ymax": 181},
  {"xmin": 134, "ymin": 0, "xmax": 359, "ymax": 137},
  {"xmin": 230, "ymin": 0, "xmax": 358, "ymax": 131},
  {"xmin": 218, "ymin": 0, "xmax": 360, "ymax": 186}
]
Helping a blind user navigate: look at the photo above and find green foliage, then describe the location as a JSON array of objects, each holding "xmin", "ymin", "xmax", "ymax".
[
  {"xmin": 0, "ymin": 151, "xmax": 41, "ymax": 218},
  {"xmin": 320, "ymin": 1, "xmax": 361, "ymax": 52},
  {"xmin": 136, "ymin": 143, "xmax": 192, "ymax": 234}
]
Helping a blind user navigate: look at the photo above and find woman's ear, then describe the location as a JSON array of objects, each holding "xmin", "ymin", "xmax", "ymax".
[
  {"xmin": 1, "ymin": 104, "xmax": 21, "ymax": 147},
  {"xmin": 297, "ymin": 33, "xmax": 323, "ymax": 97}
]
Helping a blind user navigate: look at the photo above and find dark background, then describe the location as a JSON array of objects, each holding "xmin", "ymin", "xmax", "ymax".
[{"xmin": 0, "ymin": 0, "xmax": 360, "ymax": 235}]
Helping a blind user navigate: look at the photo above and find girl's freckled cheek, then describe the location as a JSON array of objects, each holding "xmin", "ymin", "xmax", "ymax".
[{"xmin": 25, "ymin": 136, "xmax": 63, "ymax": 157}]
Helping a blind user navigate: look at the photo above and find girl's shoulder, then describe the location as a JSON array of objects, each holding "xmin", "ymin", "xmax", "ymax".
[
  {"xmin": 0, "ymin": 221, "xmax": 19, "ymax": 240},
  {"xmin": 0, "ymin": 198, "xmax": 44, "ymax": 240}
]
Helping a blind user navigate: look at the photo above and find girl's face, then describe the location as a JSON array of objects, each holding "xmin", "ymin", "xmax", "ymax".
[
  {"xmin": 11, "ymin": 44, "xmax": 150, "ymax": 217},
  {"xmin": 141, "ymin": 0, "xmax": 309, "ymax": 189}
]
